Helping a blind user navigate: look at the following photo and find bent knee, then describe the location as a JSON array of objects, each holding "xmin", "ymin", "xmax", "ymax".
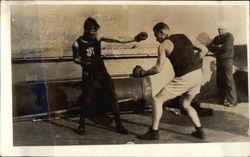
[
  {"xmin": 182, "ymin": 102, "xmax": 191, "ymax": 110},
  {"xmin": 181, "ymin": 97, "xmax": 193, "ymax": 109}
]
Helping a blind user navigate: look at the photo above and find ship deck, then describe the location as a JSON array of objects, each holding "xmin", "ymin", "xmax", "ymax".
[{"xmin": 13, "ymin": 102, "xmax": 249, "ymax": 146}]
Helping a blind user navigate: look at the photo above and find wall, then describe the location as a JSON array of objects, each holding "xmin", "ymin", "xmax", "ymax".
[{"xmin": 10, "ymin": 4, "xmax": 249, "ymax": 114}]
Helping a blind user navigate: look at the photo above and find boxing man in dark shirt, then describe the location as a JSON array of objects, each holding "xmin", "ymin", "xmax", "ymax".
[
  {"xmin": 72, "ymin": 17, "xmax": 145, "ymax": 135},
  {"xmin": 133, "ymin": 22, "xmax": 207, "ymax": 140}
]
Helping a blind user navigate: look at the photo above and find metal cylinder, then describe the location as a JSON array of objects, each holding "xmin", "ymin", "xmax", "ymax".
[
  {"xmin": 113, "ymin": 76, "xmax": 151, "ymax": 103},
  {"xmin": 13, "ymin": 76, "xmax": 152, "ymax": 117}
]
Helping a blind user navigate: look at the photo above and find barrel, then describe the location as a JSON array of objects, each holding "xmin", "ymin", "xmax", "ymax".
[{"xmin": 12, "ymin": 76, "xmax": 152, "ymax": 117}]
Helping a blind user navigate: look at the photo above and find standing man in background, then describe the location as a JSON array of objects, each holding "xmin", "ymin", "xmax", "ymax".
[{"xmin": 207, "ymin": 22, "xmax": 237, "ymax": 107}]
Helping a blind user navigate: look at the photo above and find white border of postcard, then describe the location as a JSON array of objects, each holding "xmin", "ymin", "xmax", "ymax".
[{"xmin": 1, "ymin": 1, "xmax": 250, "ymax": 156}]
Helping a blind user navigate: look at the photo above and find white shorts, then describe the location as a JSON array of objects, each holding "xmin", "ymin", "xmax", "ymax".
[{"xmin": 156, "ymin": 69, "xmax": 203, "ymax": 100}]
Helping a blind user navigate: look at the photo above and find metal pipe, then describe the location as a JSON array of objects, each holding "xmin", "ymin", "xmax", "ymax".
[
  {"xmin": 13, "ymin": 76, "xmax": 152, "ymax": 117},
  {"xmin": 12, "ymin": 54, "xmax": 158, "ymax": 64}
]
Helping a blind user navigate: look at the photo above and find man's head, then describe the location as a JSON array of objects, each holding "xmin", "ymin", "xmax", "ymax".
[
  {"xmin": 83, "ymin": 17, "xmax": 100, "ymax": 39},
  {"xmin": 217, "ymin": 21, "xmax": 227, "ymax": 36},
  {"xmin": 153, "ymin": 22, "xmax": 170, "ymax": 43}
]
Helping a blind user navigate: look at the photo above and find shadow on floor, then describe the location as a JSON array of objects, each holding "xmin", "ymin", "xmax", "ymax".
[
  {"xmin": 49, "ymin": 106, "xmax": 249, "ymax": 138},
  {"xmin": 49, "ymin": 115, "xmax": 188, "ymax": 138},
  {"xmin": 138, "ymin": 109, "xmax": 249, "ymax": 137}
]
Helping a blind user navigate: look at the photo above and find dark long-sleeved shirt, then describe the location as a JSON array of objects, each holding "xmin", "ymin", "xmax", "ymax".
[{"xmin": 208, "ymin": 32, "xmax": 234, "ymax": 60}]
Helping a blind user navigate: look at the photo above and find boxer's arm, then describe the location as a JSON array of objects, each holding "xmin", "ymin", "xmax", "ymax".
[
  {"xmin": 72, "ymin": 41, "xmax": 82, "ymax": 64},
  {"xmin": 142, "ymin": 40, "xmax": 173, "ymax": 76},
  {"xmin": 193, "ymin": 41, "xmax": 208, "ymax": 59},
  {"xmin": 99, "ymin": 32, "xmax": 147, "ymax": 43},
  {"xmin": 98, "ymin": 32, "xmax": 135, "ymax": 43},
  {"xmin": 100, "ymin": 37, "xmax": 135, "ymax": 43}
]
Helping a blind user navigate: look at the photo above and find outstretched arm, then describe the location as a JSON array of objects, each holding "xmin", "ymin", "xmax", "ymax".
[
  {"xmin": 100, "ymin": 37, "xmax": 135, "ymax": 43},
  {"xmin": 99, "ymin": 32, "xmax": 148, "ymax": 43},
  {"xmin": 142, "ymin": 40, "xmax": 173, "ymax": 76}
]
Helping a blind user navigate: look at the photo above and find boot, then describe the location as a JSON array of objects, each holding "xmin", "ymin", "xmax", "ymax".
[
  {"xmin": 77, "ymin": 126, "xmax": 86, "ymax": 135},
  {"xmin": 191, "ymin": 126, "xmax": 206, "ymax": 139},
  {"xmin": 116, "ymin": 125, "xmax": 129, "ymax": 134},
  {"xmin": 137, "ymin": 128, "xmax": 159, "ymax": 140}
]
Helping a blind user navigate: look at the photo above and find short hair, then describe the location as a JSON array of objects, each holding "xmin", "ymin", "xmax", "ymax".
[
  {"xmin": 153, "ymin": 22, "xmax": 170, "ymax": 31},
  {"xmin": 83, "ymin": 17, "xmax": 100, "ymax": 32}
]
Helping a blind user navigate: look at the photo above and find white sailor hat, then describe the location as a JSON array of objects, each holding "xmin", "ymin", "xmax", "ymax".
[{"xmin": 217, "ymin": 21, "xmax": 228, "ymax": 30}]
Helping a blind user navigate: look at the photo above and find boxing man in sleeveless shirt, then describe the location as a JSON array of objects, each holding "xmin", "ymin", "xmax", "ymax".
[
  {"xmin": 72, "ymin": 17, "xmax": 146, "ymax": 135},
  {"xmin": 133, "ymin": 22, "xmax": 208, "ymax": 140}
]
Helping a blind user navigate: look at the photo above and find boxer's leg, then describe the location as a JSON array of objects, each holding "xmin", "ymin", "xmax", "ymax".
[
  {"xmin": 99, "ymin": 75, "xmax": 129, "ymax": 134},
  {"xmin": 138, "ymin": 87, "xmax": 176, "ymax": 140}
]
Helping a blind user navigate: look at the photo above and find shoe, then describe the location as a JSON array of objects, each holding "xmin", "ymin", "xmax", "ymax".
[
  {"xmin": 223, "ymin": 101, "xmax": 237, "ymax": 107},
  {"xmin": 191, "ymin": 127, "xmax": 206, "ymax": 139},
  {"xmin": 137, "ymin": 128, "xmax": 159, "ymax": 140},
  {"xmin": 116, "ymin": 125, "xmax": 129, "ymax": 134},
  {"xmin": 77, "ymin": 127, "xmax": 86, "ymax": 135}
]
